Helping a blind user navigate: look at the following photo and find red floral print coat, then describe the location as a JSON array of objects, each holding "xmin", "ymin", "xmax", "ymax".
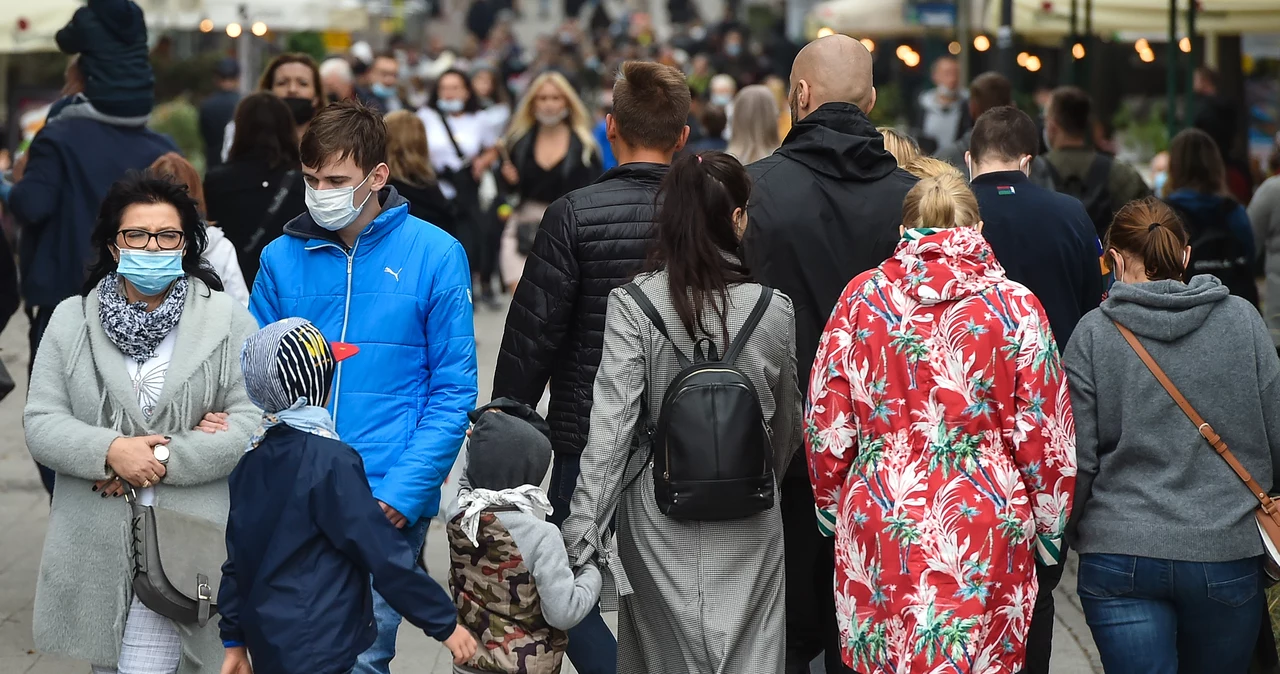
[{"xmin": 805, "ymin": 227, "xmax": 1075, "ymax": 674}]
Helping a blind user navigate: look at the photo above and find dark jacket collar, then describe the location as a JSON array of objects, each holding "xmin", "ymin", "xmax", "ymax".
[
  {"xmin": 594, "ymin": 162, "xmax": 669, "ymax": 186},
  {"xmin": 777, "ymin": 102, "xmax": 899, "ymax": 182},
  {"xmin": 971, "ymin": 170, "xmax": 1030, "ymax": 187},
  {"xmin": 284, "ymin": 185, "xmax": 410, "ymax": 250}
]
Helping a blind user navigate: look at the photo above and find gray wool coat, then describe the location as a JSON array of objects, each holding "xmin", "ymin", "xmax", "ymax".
[{"xmin": 24, "ymin": 278, "xmax": 260, "ymax": 673}]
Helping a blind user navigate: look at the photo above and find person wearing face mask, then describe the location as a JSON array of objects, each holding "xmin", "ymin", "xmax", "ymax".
[
  {"xmin": 250, "ymin": 102, "xmax": 478, "ymax": 674},
  {"xmin": 1064, "ymin": 196, "xmax": 1280, "ymax": 674},
  {"xmin": 220, "ymin": 53, "xmax": 326, "ymax": 163},
  {"xmin": 199, "ymin": 58, "xmax": 241, "ymax": 170},
  {"xmin": 370, "ymin": 51, "xmax": 405, "ymax": 113},
  {"xmin": 937, "ymin": 72, "xmax": 1055, "ymax": 190},
  {"xmin": 24, "ymin": 173, "xmax": 259, "ymax": 674},
  {"xmin": 418, "ymin": 69, "xmax": 501, "ymax": 291},
  {"xmin": 708, "ymin": 73, "xmax": 737, "ymax": 140},
  {"xmin": 968, "ymin": 106, "xmax": 1102, "ymax": 349},
  {"xmin": 966, "ymin": 106, "xmax": 1102, "ymax": 674},
  {"xmin": 498, "ymin": 72, "xmax": 603, "ymax": 292}
]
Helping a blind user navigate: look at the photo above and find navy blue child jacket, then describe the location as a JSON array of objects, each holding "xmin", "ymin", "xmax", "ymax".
[{"xmin": 219, "ymin": 425, "xmax": 457, "ymax": 674}]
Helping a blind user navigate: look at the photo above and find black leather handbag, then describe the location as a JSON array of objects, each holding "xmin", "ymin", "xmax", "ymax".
[{"xmin": 126, "ymin": 489, "xmax": 226, "ymax": 626}]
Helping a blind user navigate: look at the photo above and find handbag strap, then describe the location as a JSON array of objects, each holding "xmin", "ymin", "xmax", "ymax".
[
  {"xmin": 1113, "ymin": 320, "xmax": 1280, "ymax": 516},
  {"xmin": 242, "ymin": 170, "xmax": 298, "ymax": 254}
]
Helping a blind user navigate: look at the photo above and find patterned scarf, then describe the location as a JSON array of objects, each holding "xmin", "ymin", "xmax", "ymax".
[
  {"xmin": 96, "ymin": 273, "xmax": 189, "ymax": 363},
  {"xmin": 456, "ymin": 485, "xmax": 554, "ymax": 546}
]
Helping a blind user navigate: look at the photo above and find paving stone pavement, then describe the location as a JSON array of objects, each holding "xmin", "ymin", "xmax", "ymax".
[{"xmin": 0, "ymin": 302, "xmax": 1100, "ymax": 673}]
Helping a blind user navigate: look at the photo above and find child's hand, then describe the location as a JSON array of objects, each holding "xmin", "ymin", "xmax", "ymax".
[
  {"xmin": 443, "ymin": 624, "xmax": 478, "ymax": 665},
  {"xmin": 220, "ymin": 646, "xmax": 253, "ymax": 674}
]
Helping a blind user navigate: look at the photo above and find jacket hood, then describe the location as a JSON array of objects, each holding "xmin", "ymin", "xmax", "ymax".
[
  {"xmin": 776, "ymin": 103, "xmax": 900, "ymax": 182},
  {"xmin": 1165, "ymin": 189, "xmax": 1231, "ymax": 218},
  {"xmin": 882, "ymin": 227, "xmax": 1006, "ymax": 305},
  {"xmin": 90, "ymin": 0, "xmax": 145, "ymax": 41},
  {"xmin": 284, "ymin": 186, "xmax": 410, "ymax": 246},
  {"xmin": 1100, "ymin": 274, "xmax": 1230, "ymax": 342}
]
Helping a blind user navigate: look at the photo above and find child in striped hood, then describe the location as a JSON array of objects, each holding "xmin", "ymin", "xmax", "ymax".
[{"xmin": 219, "ymin": 317, "xmax": 477, "ymax": 674}]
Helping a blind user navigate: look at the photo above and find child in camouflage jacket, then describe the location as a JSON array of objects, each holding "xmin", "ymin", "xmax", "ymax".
[{"xmin": 447, "ymin": 398, "xmax": 601, "ymax": 674}]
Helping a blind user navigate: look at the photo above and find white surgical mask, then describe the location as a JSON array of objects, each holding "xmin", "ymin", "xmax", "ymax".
[
  {"xmin": 536, "ymin": 109, "xmax": 569, "ymax": 127},
  {"xmin": 305, "ymin": 168, "xmax": 380, "ymax": 232},
  {"xmin": 438, "ymin": 98, "xmax": 465, "ymax": 114}
]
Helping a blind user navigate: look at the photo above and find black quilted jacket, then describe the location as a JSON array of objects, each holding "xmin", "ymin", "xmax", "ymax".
[{"xmin": 492, "ymin": 162, "xmax": 667, "ymax": 455}]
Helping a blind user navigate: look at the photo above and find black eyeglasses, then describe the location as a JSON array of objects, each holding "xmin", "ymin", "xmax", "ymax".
[{"xmin": 116, "ymin": 229, "xmax": 185, "ymax": 251}]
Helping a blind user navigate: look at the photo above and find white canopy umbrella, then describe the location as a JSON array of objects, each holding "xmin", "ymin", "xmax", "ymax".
[
  {"xmin": 0, "ymin": 3, "xmax": 85, "ymax": 54},
  {"xmin": 984, "ymin": 0, "xmax": 1280, "ymax": 38}
]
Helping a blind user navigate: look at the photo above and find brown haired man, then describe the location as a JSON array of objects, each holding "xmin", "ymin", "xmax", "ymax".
[
  {"xmin": 936, "ymin": 71, "xmax": 1055, "ymax": 189},
  {"xmin": 492, "ymin": 60, "xmax": 690, "ymax": 674},
  {"xmin": 248, "ymin": 101, "xmax": 479, "ymax": 674},
  {"xmin": 967, "ymin": 103, "xmax": 1102, "ymax": 674}
]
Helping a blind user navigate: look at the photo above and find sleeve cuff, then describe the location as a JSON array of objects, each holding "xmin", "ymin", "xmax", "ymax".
[
  {"xmin": 1035, "ymin": 533, "xmax": 1064, "ymax": 566},
  {"xmin": 815, "ymin": 506, "xmax": 837, "ymax": 538},
  {"xmin": 222, "ymin": 640, "xmax": 244, "ymax": 649}
]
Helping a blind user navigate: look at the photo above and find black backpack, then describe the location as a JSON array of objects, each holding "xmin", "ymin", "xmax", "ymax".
[
  {"xmin": 621, "ymin": 282, "xmax": 775, "ymax": 521},
  {"xmin": 1046, "ymin": 153, "xmax": 1114, "ymax": 238},
  {"xmin": 1166, "ymin": 199, "xmax": 1260, "ymax": 307}
]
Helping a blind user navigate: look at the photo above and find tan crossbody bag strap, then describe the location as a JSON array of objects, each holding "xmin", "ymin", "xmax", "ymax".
[{"xmin": 1113, "ymin": 321, "xmax": 1280, "ymax": 521}]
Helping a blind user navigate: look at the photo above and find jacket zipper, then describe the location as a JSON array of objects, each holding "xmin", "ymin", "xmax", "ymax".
[
  {"xmin": 304, "ymin": 236, "xmax": 362, "ymax": 427},
  {"xmin": 661, "ymin": 368, "xmax": 745, "ymax": 481}
]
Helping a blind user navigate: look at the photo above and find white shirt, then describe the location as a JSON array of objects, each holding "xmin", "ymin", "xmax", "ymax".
[
  {"xmin": 203, "ymin": 226, "xmax": 250, "ymax": 307},
  {"xmin": 417, "ymin": 107, "xmax": 497, "ymax": 199},
  {"xmin": 123, "ymin": 331, "xmax": 177, "ymax": 507}
]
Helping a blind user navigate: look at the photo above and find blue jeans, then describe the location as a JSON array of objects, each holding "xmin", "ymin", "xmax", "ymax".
[
  {"xmin": 353, "ymin": 517, "xmax": 432, "ymax": 674},
  {"xmin": 1077, "ymin": 553, "xmax": 1264, "ymax": 674},
  {"xmin": 547, "ymin": 453, "xmax": 618, "ymax": 674}
]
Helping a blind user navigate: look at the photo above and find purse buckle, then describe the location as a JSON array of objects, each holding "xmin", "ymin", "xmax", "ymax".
[{"xmin": 198, "ymin": 582, "xmax": 212, "ymax": 601}]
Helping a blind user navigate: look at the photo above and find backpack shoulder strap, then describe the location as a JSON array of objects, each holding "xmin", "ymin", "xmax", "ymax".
[
  {"xmin": 1085, "ymin": 153, "xmax": 1112, "ymax": 191},
  {"xmin": 622, "ymin": 282, "xmax": 691, "ymax": 369},
  {"xmin": 723, "ymin": 285, "xmax": 774, "ymax": 365},
  {"xmin": 1112, "ymin": 320, "xmax": 1279, "ymax": 515},
  {"xmin": 1042, "ymin": 157, "xmax": 1062, "ymax": 187}
]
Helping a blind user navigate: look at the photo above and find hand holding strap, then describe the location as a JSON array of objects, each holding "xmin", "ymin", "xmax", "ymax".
[{"xmin": 1113, "ymin": 321, "xmax": 1280, "ymax": 519}]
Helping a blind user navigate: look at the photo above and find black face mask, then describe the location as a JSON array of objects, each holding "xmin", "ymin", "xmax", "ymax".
[{"xmin": 282, "ymin": 97, "xmax": 315, "ymax": 126}]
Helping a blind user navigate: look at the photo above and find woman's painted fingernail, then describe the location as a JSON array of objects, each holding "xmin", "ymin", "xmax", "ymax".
[
  {"xmin": 101, "ymin": 493, "xmax": 107, "ymax": 498},
  {"xmin": 92, "ymin": 485, "xmax": 98, "ymax": 492}
]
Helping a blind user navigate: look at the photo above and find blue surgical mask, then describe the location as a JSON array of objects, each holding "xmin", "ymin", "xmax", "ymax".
[
  {"xmin": 438, "ymin": 98, "xmax": 465, "ymax": 114},
  {"xmin": 1153, "ymin": 171, "xmax": 1168, "ymax": 196},
  {"xmin": 371, "ymin": 82, "xmax": 397, "ymax": 99},
  {"xmin": 117, "ymin": 250, "xmax": 185, "ymax": 297},
  {"xmin": 725, "ymin": 43, "xmax": 742, "ymax": 57},
  {"xmin": 711, "ymin": 93, "xmax": 733, "ymax": 108}
]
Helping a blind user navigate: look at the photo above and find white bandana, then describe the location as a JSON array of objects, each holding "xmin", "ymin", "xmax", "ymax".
[{"xmin": 456, "ymin": 485, "xmax": 554, "ymax": 546}]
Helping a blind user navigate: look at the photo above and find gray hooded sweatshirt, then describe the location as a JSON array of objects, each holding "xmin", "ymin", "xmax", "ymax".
[{"xmin": 1064, "ymin": 275, "xmax": 1280, "ymax": 562}]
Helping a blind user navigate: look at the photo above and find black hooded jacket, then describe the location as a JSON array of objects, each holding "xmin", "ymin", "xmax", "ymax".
[
  {"xmin": 744, "ymin": 102, "xmax": 917, "ymax": 402},
  {"xmin": 55, "ymin": 0, "xmax": 154, "ymax": 118},
  {"xmin": 492, "ymin": 163, "xmax": 667, "ymax": 456}
]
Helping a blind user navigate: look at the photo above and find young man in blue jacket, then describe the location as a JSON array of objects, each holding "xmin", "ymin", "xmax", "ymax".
[
  {"xmin": 221, "ymin": 318, "xmax": 476, "ymax": 674},
  {"xmin": 249, "ymin": 101, "xmax": 478, "ymax": 674}
]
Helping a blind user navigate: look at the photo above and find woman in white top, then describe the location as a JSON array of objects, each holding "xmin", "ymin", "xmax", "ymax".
[
  {"xmin": 24, "ymin": 174, "xmax": 259, "ymax": 674},
  {"xmin": 148, "ymin": 153, "xmax": 249, "ymax": 306},
  {"xmin": 418, "ymin": 68, "xmax": 501, "ymax": 281}
]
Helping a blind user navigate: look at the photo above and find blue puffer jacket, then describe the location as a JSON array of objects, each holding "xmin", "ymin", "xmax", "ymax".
[{"xmin": 249, "ymin": 187, "xmax": 478, "ymax": 524}]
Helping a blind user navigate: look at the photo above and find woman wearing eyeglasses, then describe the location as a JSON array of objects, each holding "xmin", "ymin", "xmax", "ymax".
[{"xmin": 23, "ymin": 173, "xmax": 260, "ymax": 674}]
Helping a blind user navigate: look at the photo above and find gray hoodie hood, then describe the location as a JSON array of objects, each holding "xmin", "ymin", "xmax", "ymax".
[{"xmin": 1100, "ymin": 274, "xmax": 1231, "ymax": 342}]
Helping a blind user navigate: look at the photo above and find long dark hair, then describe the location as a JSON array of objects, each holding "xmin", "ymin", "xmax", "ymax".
[
  {"xmin": 429, "ymin": 69, "xmax": 481, "ymax": 114},
  {"xmin": 649, "ymin": 151, "xmax": 752, "ymax": 347},
  {"xmin": 228, "ymin": 92, "xmax": 302, "ymax": 169},
  {"xmin": 1168, "ymin": 128, "xmax": 1229, "ymax": 197},
  {"xmin": 84, "ymin": 173, "xmax": 224, "ymax": 295}
]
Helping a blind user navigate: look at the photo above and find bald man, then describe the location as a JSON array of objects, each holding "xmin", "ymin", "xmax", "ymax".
[{"xmin": 742, "ymin": 34, "xmax": 917, "ymax": 674}]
